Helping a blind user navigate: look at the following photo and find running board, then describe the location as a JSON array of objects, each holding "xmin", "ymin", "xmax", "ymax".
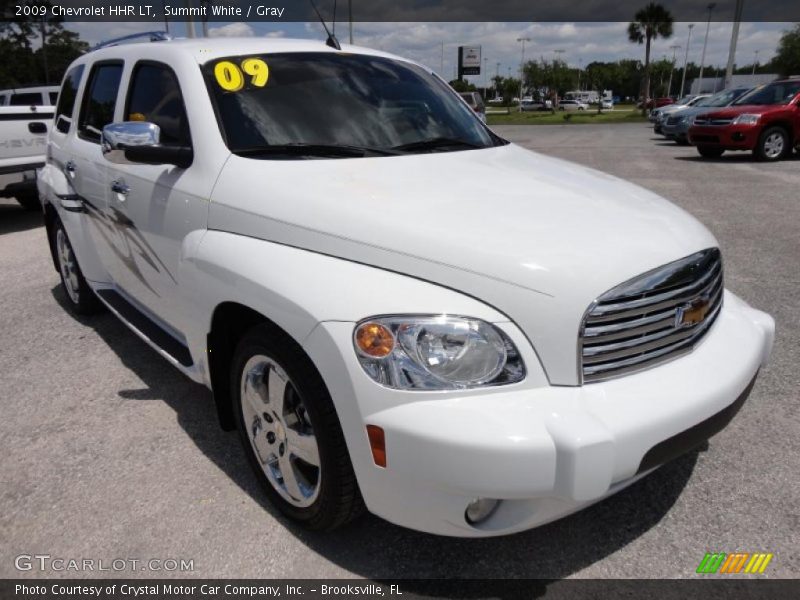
[{"xmin": 95, "ymin": 289, "xmax": 193, "ymax": 367}]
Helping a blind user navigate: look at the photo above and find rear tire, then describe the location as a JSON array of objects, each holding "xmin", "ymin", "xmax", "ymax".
[
  {"xmin": 53, "ymin": 220, "xmax": 102, "ymax": 315},
  {"xmin": 754, "ymin": 126, "xmax": 789, "ymax": 162},
  {"xmin": 697, "ymin": 145, "xmax": 724, "ymax": 158},
  {"xmin": 231, "ymin": 323, "xmax": 364, "ymax": 530}
]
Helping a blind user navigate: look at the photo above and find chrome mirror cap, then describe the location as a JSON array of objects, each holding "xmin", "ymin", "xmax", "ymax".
[{"xmin": 101, "ymin": 121, "xmax": 161, "ymax": 165}]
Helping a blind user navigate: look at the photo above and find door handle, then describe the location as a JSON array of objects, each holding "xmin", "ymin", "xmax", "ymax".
[
  {"xmin": 28, "ymin": 121, "xmax": 47, "ymax": 134},
  {"xmin": 63, "ymin": 160, "xmax": 76, "ymax": 178},
  {"xmin": 111, "ymin": 180, "xmax": 130, "ymax": 196}
]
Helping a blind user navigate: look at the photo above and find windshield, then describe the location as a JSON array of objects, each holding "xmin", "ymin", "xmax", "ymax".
[
  {"xmin": 203, "ymin": 52, "xmax": 500, "ymax": 158},
  {"xmin": 676, "ymin": 96, "xmax": 693, "ymax": 105},
  {"xmin": 733, "ymin": 81, "xmax": 800, "ymax": 106},
  {"xmin": 697, "ymin": 88, "xmax": 749, "ymax": 108}
]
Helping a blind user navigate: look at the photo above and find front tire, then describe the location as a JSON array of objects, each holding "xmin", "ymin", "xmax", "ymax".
[
  {"xmin": 697, "ymin": 145, "xmax": 724, "ymax": 158},
  {"xmin": 54, "ymin": 220, "xmax": 101, "ymax": 315},
  {"xmin": 231, "ymin": 323, "xmax": 364, "ymax": 530},
  {"xmin": 754, "ymin": 126, "xmax": 789, "ymax": 162}
]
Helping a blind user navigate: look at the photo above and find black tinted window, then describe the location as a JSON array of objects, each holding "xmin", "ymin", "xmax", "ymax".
[
  {"xmin": 49, "ymin": 92, "xmax": 58, "ymax": 105},
  {"xmin": 56, "ymin": 65, "xmax": 84, "ymax": 133},
  {"xmin": 126, "ymin": 62, "xmax": 190, "ymax": 146},
  {"xmin": 203, "ymin": 53, "xmax": 495, "ymax": 156},
  {"xmin": 734, "ymin": 81, "xmax": 800, "ymax": 106},
  {"xmin": 79, "ymin": 63, "xmax": 123, "ymax": 142},
  {"xmin": 10, "ymin": 92, "xmax": 42, "ymax": 106}
]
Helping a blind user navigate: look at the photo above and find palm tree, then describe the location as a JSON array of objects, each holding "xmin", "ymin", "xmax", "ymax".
[{"xmin": 628, "ymin": 3, "xmax": 674, "ymax": 115}]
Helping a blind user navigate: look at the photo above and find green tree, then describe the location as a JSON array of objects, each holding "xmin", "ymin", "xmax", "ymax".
[
  {"xmin": 770, "ymin": 23, "xmax": 800, "ymax": 77},
  {"xmin": 628, "ymin": 2, "xmax": 674, "ymax": 114},
  {"xmin": 0, "ymin": 0, "xmax": 87, "ymax": 87},
  {"xmin": 448, "ymin": 79, "xmax": 476, "ymax": 93}
]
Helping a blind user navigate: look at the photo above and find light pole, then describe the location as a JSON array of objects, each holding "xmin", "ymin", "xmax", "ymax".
[
  {"xmin": 751, "ymin": 49, "xmax": 760, "ymax": 75},
  {"xmin": 697, "ymin": 3, "xmax": 716, "ymax": 93},
  {"xmin": 348, "ymin": 0, "xmax": 353, "ymax": 44},
  {"xmin": 483, "ymin": 57, "xmax": 488, "ymax": 91},
  {"xmin": 679, "ymin": 24, "xmax": 695, "ymax": 97},
  {"xmin": 553, "ymin": 49, "xmax": 565, "ymax": 107},
  {"xmin": 517, "ymin": 37, "xmax": 531, "ymax": 108},
  {"xmin": 724, "ymin": 0, "xmax": 744, "ymax": 89},
  {"xmin": 667, "ymin": 44, "xmax": 681, "ymax": 97},
  {"xmin": 495, "ymin": 62, "xmax": 500, "ymax": 99}
]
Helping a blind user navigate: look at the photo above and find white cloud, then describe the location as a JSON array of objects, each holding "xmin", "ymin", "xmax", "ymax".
[{"xmin": 208, "ymin": 22, "xmax": 256, "ymax": 37}]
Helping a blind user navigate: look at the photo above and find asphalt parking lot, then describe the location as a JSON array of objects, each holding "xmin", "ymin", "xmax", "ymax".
[{"xmin": 1, "ymin": 123, "xmax": 798, "ymax": 580}]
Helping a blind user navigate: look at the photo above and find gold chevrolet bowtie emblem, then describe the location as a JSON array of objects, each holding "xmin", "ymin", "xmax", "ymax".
[{"xmin": 676, "ymin": 296, "xmax": 711, "ymax": 328}]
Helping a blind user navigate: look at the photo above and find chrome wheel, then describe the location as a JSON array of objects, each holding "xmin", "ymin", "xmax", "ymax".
[
  {"xmin": 763, "ymin": 132, "xmax": 785, "ymax": 159},
  {"xmin": 240, "ymin": 355, "xmax": 321, "ymax": 508},
  {"xmin": 56, "ymin": 228, "xmax": 80, "ymax": 305}
]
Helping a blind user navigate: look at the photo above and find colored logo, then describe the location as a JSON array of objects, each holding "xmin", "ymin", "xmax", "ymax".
[
  {"xmin": 675, "ymin": 295, "xmax": 712, "ymax": 328},
  {"xmin": 697, "ymin": 552, "xmax": 774, "ymax": 574}
]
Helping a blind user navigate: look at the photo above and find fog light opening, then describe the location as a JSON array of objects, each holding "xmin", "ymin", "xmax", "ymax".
[{"xmin": 465, "ymin": 498, "xmax": 500, "ymax": 525}]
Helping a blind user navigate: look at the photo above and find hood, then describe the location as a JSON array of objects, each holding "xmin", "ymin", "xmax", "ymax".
[
  {"xmin": 702, "ymin": 104, "xmax": 782, "ymax": 119},
  {"xmin": 209, "ymin": 143, "xmax": 717, "ymax": 384}
]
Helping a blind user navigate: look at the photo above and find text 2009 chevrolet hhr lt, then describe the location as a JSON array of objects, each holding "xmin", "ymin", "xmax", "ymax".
[{"xmin": 38, "ymin": 38, "xmax": 774, "ymax": 536}]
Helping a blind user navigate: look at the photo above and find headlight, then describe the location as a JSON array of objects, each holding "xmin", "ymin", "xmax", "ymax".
[
  {"xmin": 680, "ymin": 116, "xmax": 691, "ymax": 124},
  {"xmin": 733, "ymin": 113, "xmax": 760, "ymax": 125},
  {"xmin": 353, "ymin": 315, "xmax": 525, "ymax": 390}
]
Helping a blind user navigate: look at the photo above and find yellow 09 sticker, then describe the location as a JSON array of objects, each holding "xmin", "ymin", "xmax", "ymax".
[{"xmin": 214, "ymin": 58, "xmax": 269, "ymax": 91}]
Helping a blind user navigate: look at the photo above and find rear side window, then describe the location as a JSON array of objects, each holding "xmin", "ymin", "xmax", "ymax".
[
  {"xmin": 78, "ymin": 62, "xmax": 123, "ymax": 142},
  {"xmin": 55, "ymin": 65, "xmax": 85, "ymax": 134},
  {"xmin": 125, "ymin": 62, "xmax": 191, "ymax": 146},
  {"xmin": 10, "ymin": 92, "xmax": 42, "ymax": 106},
  {"xmin": 0, "ymin": 96, "xmax": 6, "ymax": 106},
  {"xmin": 49, "ymin": 92, "xmax": 58, "ymax": 105}
]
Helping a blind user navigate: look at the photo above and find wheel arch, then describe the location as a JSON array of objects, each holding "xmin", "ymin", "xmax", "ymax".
[
  {"xmin": 207, "ymin": 302, "xmax": 297, "ymax": 430},
  {"xmin": 43, "ymin": 201, "xmax": 60, "ymax": 273}
]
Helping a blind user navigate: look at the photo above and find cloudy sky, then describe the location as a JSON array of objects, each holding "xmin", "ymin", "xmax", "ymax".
[{"xmin": 67, "ymin": 20, "xmax": 788, "ymax": 83}]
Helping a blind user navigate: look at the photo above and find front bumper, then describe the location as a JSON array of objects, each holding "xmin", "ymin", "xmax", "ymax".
[
  {"xmin": 688, "ymin": 124, "xmax": 760, "ymax": 150},
  {"xmin": 304, "ymin": 291, "xmax": 774, "ymax": 537},
  {"xmin": 662, "ymin": 121, "xmax": 689, "ymax": 139}
]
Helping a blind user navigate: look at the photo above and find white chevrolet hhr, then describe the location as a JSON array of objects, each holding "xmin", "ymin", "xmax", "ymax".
[{"xmin": 38, "ymin": 36, "xmax": 774, "ymax": 537}]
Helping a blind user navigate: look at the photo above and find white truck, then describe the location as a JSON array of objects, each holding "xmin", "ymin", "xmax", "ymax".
[
  {"xmin": 39, "ymin": 35, "xmax": 774, "ymax": 537},
  {"xmin": 0, "ymin": 102, "xmax": 54, "ymax": 210}
]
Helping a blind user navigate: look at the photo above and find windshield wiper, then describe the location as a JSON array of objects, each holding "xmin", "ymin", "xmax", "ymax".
[
  {"xmin": 392, "ymin": 137, "xmax": 485, "ymax": 153},
  {"xmin": 232, "ymin": 143, "xmax": 400, "ymax": 158}
]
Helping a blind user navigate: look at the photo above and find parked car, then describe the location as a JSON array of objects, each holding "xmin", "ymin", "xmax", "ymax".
[
  {"xmin": 650, "ymin": 95, "xmax": 710, "ymax": 133},
  {"xmin": 638, "ymin": 97, "xmax": 674, "ymax": 110},
  {"xmin": 0, "ymin": 85, "xmax": 59, "ymax": 107},
  {"xmin": 520, "ymin": 99, "xmax": 549, "ymax": 112},
  {"xmin": 662, "ymin": 87, "xmax": 752, "ymax": 144},
  {"xmin": 558, "ymin": 99, "xmax": 589, "ymax": 111},
  {"xmin": 0, "ymin": 103, "xmax": 54, "ymax": 209},
  {"xmin": 688, "ymin": 79, "xmax": 800, "ymax": 161},
  {"xmin": 459, "ymin": 91, "xmax": 486, "ymax": 122},
  {"xmin": 39, "ymin": 36, "xmax": 774, "ymax": 537},
  {"xmin": 601, "ymin": 99, "xmax": 614, "ymax": 110}
]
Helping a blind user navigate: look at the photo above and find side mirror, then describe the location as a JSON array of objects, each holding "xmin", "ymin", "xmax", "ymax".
[{"xmin": 101, "ymin": 121, "xmax": 193, "ymax": 169}]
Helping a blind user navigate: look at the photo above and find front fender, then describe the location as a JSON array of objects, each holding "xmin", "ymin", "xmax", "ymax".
[{"xmin": 179, "ymin": 229, "xmax": 525, "ymax": 385}]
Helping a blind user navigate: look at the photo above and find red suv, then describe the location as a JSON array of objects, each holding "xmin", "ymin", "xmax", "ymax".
[{"xmin": 688, "ymin": 79, "xmax": 800, "ymax": 161}]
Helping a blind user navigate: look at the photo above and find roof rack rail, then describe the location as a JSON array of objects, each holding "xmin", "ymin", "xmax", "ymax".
[{"xmin": 91, "ymin": 31, "xmax": 172, "ymax": 52}]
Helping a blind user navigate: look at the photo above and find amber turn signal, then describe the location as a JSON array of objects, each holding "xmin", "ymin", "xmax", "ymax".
[
  {"xmin": 366, "ymin": 425, "xmax": 387, "ymax": 468},
  {"xmin": 355, "ymin": 322, "xmax": 395, "ymax": 358}
]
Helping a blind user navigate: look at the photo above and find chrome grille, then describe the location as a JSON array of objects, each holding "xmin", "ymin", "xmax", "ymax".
[
  {"xmin": 693, "ymin": 116, "xmax": 733, "ymax": 126},
  {"xmin": 579, "ymin": 248, "xmax": 723, "ymax": 383}
]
